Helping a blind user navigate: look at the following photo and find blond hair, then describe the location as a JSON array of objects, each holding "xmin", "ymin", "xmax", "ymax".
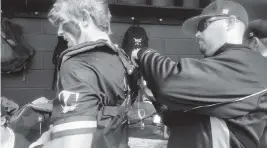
[{"xmin": 48, "ymin": 0, "xmax": 112, "ymax": 34}]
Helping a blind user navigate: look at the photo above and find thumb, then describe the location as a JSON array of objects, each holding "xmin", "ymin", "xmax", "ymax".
[{"xmin": 131, "ymin": 58, "xmax": 139, "ymax": 68}]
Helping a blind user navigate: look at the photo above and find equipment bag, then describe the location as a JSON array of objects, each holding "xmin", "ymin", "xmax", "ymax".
[{"xmin": 1, "ymin": 19, "xmax": 35, "ymax": 80}]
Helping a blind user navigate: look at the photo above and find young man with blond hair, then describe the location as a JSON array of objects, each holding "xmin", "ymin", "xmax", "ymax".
[{"xmin": 32, "ymin": 0, "xmax": 133, "ymax": 148}]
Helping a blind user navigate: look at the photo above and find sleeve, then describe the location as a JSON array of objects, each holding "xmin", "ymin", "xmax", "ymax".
[
  {"xmin": 136, "ymin": 49, "xmax": 258, "ymax": 118},
  {"xmin": 56, "ymin": 59, "xmax": 104, "ymax": 122},
  {"xmin": 259, "ymin": 126, "xmax": 267, "ymax": 148}
]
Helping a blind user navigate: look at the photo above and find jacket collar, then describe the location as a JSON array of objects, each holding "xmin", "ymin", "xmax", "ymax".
[
  {"xmin": 205, "ymin": 43, "xmax": 251, "ymax": 58},
  {"xmin": 58, "ymin": 39, "xmax": 116, "ymax": 69}
]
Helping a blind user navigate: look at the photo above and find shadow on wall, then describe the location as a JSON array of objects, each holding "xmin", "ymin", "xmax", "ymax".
[{"xmin": 245, "ymin": 4, "xmax": 267, "ymax": 20}]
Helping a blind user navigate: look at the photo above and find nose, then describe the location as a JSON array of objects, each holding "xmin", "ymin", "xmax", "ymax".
[
  {"xmin": 57, "ymin": 25, "xmax": 63, "ymax": 36},
  {"xmin": 195, "ymin": 31, "xmax": 201, "ymax": 38}
]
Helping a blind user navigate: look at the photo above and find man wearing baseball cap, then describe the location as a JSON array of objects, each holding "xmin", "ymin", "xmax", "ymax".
[
  {"xmin": 245, "ymin": 19, "xmax": 267, "ymax": 148},
  {"xmin": 245, "ymin": 19, "xmax": 267, "ymax": 57},
  {"xmin": 131, "ymin": 1, "xmax": 267, "ymax": 148}
]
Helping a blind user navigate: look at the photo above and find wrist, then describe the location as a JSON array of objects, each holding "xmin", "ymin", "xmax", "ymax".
[
  {"xmin": 137, "ymin": 47, "xmax": 147, "ymax": 60},
  {"xmin": 137, "ymin": 47, "xmax": 157, "ymax": 59}
]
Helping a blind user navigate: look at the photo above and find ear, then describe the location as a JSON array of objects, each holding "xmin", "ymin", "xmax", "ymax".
[
  {"xmin": 1, "ymin": 117, "xmax": 7, "ymax": 126},
  {"xmin": 81, "ymin": 9, "xmax": 92, "ymax": 27},
  {"xmin": 250, "ymin": 37, "xmax": 260, "ymax": 50},
  {"xmin": 226, "ymin": 15, "xmax": 237, "ymax": 31}
]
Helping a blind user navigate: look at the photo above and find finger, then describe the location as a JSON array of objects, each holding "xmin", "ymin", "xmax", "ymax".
[{"xmin": 132, "ymin": 60, "xmax": 139, "ymax": 67}]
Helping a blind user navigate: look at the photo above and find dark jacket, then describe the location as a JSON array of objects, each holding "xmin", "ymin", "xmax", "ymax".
[
  {"xmin": 14, "ymin": 132, "xmax": 30, "ymax": 148},
  {"xmin": 260, "ymin": 126, "xmax": 267, "ymax": 148},
  {"xmin": 50, "ymin": 40, "xmax": 131, "ymax": 148},
  {"xmin": 136, "ymin": 44, "xmax": 267, "ymax": 148}
]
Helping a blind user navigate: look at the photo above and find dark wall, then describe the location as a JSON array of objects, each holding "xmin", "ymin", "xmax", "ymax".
[
  {"xmin": 1, "ymin": 18, "xmax": 202, "ymax": 106},
  {"xmin": 233, "ymin": 0, "xmax": 267, "ymax": 20}
]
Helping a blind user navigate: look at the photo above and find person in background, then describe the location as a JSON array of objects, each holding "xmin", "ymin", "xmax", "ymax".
[
  {"xmin": 131, "ymin": 1, "xmax": 267, "ymax": 148},
  {"xmin": 1, "ymin": 96, "xmax": 30, "ymax": 148},
  {"xmin": 244, "ymin": 19, "xmax": 267, "ymax": 148},
  {"xmin": 245, "ymin": 19, "xmax": 267, "ymax": 57}
]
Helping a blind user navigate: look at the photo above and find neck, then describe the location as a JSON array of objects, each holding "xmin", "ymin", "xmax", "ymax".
[
  {"xmin": 91, "ymin": 31, "xmax": 110, "ymax": 43},
  {"xmin": 213, "ymin": 39, "xmax": 242, "ymax": 53},
  {"xmin": 83, "ymin": 27, "xmax": 111, "ymax": 43},
  {"xmin": 226, "ymin": 29, "xmax": 244, "ymax": 44},
  {"xmin": 225, "ymin": 38, "xmax": 243, "ymax": 44}
]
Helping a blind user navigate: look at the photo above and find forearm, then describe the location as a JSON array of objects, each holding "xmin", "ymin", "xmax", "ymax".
[{"xmin": 136, "ymin": 48, "xmax": 180, "ymax": 94}]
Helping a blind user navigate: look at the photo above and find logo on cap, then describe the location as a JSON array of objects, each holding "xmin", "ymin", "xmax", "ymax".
[
  {"xmin": 134, "ymin": 38, "xmax": 142, "ymax": 46},
  {"xmin": 222, "ymin": 9, "xmax": 229, "ymax": 14}
]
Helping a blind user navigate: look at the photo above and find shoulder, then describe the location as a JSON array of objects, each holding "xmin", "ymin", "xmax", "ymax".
[
  {"xmin": 61, "ymin": 57, "xmax": 89, "ymax": 72},
  {"xmin": 60, "ymin": 57, "xmax": 100, "ymax": 85},
  {"xmin": 60, "ymin": 46, "xmax": 117, "ymax": 72}
]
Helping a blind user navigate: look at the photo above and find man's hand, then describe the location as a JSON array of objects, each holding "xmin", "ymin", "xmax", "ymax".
[
  {"xmin": 31, "ymin": 97, "xmax": 49, "ymax": 105},
  {"xmin": 131, "ymin": 48, "xmax": 141, "ymax": 67}
]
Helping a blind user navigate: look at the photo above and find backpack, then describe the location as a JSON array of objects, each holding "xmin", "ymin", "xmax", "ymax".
[
  {"xmin": 92, "ymin": 42, "xmax": 138, "ymax": 148},
  {"xmin": 1, "ymin": 19, "xmax": 35, "ymax": 79},
  {"xmin": 9, "ymin": 98, "xmax": 53, "ymax": 143},
  {"xmin": 121, "ymin": 24, "xmax": 169, "ymax": 145},
  {"xmin": 127, "ymin": 81, "xmax": 170, "ymax": 146},
  {"xmin": 51, "ymin": 36, "xmax": 68, "ymax": 90}
]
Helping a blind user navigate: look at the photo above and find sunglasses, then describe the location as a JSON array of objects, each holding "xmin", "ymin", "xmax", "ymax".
[{"xmin": 197, "ymin": 16, "xmax": 230, "ymax": 32}]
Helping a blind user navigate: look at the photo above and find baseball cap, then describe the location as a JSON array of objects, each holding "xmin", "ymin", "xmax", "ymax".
[
  {"xmin": 246, "ymin": 19, "xmax": 267, "ymax": 39},
  {"xmin": 121, "ymin": 26, "xmax": 149, "ymax": 56},
  {"xmin": 1, "ymin": 97, "xmax": 19, "ymax": 125},
  {"xmin": 182, "ymin": 0, "xmax": 249, "ymax": 36},
  {"xmin": 1, "ymin": 97, "xmax": 19, "ymax": 117}
]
